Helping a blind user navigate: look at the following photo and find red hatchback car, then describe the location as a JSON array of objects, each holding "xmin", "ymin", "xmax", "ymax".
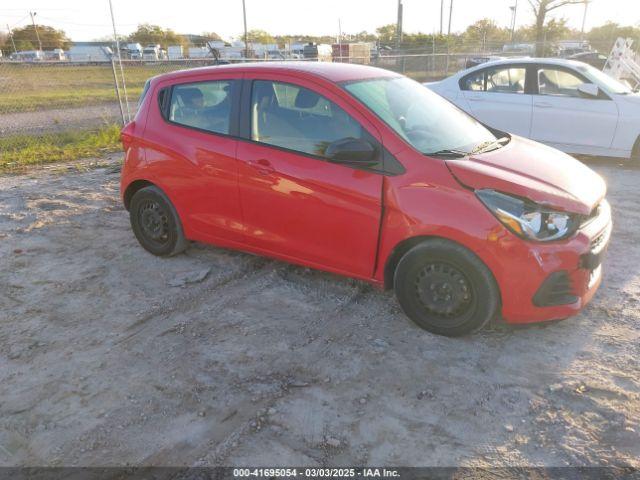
[{"xmin": 120, "ymin": 62, "xmax": 611, "ymax": 336}]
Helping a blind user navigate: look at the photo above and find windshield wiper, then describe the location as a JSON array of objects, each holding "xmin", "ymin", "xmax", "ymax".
[
  {"xmin": 424, "ymin": 148, "xmax": 470, "ymax": 158},
  {"xmin": 472, "ymin": 136, "xmax": 510, "ymax": 154}
]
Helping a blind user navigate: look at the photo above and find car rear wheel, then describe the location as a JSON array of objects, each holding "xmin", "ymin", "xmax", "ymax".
[
  {"xmin": 393, "ymin": 239, "xmax": 500, "ymax": 337},
  {"xmin": 129, "ymin": 186, "xmax": 187, "ymax": 256}
]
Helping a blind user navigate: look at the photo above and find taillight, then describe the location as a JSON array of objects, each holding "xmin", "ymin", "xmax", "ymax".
[{"xmin": 120, "ymin": 121, "xmax": 136, "ymax": 151}]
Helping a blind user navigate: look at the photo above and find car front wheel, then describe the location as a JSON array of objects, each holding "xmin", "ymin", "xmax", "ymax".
[
  {"xmin": 129, "ymin": 185, "xmax": 187, "ymax": 256},
  {"xmin": 393, "ymin": 239, "xmax": 500, "ymax": 337}
]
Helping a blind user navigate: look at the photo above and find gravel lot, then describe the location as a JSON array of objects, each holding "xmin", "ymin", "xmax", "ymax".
[{"xmin": 1, "ymin": 154, "xmax": 639, "ymax": 467}]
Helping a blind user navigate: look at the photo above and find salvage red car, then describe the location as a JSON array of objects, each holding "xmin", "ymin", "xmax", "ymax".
[{"xmin": 120, "ymin": 62, "xmax": 611, "ymax": 336}]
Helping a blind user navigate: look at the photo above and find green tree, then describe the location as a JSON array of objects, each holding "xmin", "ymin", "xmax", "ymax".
[
  {"xmin": 7, "ymin": 24, "xmax": 70, "ymax": 50},
  {"xmin": 128, "ymin": 24, "xmax": 185, "ymax": 49},
  {"xmin": 587, "ymin": 22, "xmax": 640, "ymax": 52},
  {"xmin": 516, "ymin": 18, "xmax": 576, "ymax": 54},
  {"xmin": 246, "ymin": 29, "xmax": 275, "ymax": 44},
  {"xmin": 376, "ymin": 24, "xmax": 397, "ymax": 44},
  {"xmin": 463, "ymin": 19, "xmax": 510, "ymax": 50},
  {"xmin": 527, "ymin": 0, "xmax": 584, "ymax": 55}
]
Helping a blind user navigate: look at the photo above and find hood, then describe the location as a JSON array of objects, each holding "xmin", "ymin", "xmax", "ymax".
[{"xmin": 445, "ymin": 136, "xmax": 606, "ymax": 215}]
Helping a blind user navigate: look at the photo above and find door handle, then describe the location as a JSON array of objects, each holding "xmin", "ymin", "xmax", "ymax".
[
  {"xmin": 534, "ymin": 102, "xmax": 553, "ymax": 108},
  {"xmin": 467, "ymin": 96, "xmax": 483, "ymax": 102},
  {"xmin": 248, "ymin": 159, "xmax": 275, "ymax": 175}
]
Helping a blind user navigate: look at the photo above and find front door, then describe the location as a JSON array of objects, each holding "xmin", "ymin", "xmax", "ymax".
[
  {"xmin": 530, "ymin": 65, "xmax": 619, "ymax": 150},
  {"xmin": 236, "ymin": 78, "xmax": 383, "ymax": 278}
]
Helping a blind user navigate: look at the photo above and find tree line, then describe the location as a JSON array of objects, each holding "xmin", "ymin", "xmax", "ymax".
[{"xmin": 1, "ymin": 19, "xmax": 639, "ymax": 57}]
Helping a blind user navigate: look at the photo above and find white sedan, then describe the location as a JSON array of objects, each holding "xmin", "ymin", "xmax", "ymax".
[{"xmin": 426, "ymin": 58, "xmax": 640, "ymax": 161}]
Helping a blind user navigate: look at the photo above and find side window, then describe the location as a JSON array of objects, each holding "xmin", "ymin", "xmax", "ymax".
[
  {"xmin": 169, "ymin": 80, "xmax": 235, "ymax": 134},
  {"xmin": 251, "ymin": 80, "xmax": 363, "ymax": 158},
  {"xmin": 538, "ymin": 68, "xmax": 585, "ymax": 97},
  {"xmin": 460, "ymin": 67, "xmax": 526, "ymax": 93},
  {"xmin": 461, "ymin": 71, "xmax": 484, "ymax": 91},
  {"xmin": 485, "ymin": 67, "xmax": 526, "ymax": 94}
]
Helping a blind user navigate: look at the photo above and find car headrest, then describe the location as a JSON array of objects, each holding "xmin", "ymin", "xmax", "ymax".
[
  {"xmin": 176, "ymin": 87, "xmax": 203, "ymax": 105},
  {"xmin": 294, "ymin": 88, "xmax": 320, "ymax": 109}
]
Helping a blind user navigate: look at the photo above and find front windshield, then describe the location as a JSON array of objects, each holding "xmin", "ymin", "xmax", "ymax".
[
  {"xmin": 578, "ymin": 64, "xmax": 632, "ymax": 95},
  {"xmin": 344, "ymin": 76, "xmax": 496, "ymax": 155}
]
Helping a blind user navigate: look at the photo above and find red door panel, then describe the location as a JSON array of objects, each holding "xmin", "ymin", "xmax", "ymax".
[
  {"xmin": 144, "ymin": 124, "xmax": 242, "ymax": 242},
  {"xmin": 142, "ymin": 79, "xmax": 243, "ymax": 244},
  {"xmin": 237, "ymin": 141, "xmax": 382, "ymax": 278}
]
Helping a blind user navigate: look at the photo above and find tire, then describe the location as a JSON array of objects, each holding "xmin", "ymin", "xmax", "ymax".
[
  {"xmin": 393, "ymin": 239, "xmax": 500, "ymax": 337},
  {"xmin": 129, "ymin": 186, "xmax": 188, "ymax": 256}
]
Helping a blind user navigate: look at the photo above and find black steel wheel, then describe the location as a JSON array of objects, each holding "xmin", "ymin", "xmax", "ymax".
[
  {"xmin": 129, "ymin": 186, "xmax": 187, "ymax": 256},
  {"xmin": 394, "ymin": 239, "xmax": 499, "ymax": 336}
]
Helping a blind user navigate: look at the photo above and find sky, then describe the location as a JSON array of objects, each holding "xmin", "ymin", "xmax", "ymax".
[{"xmin": 1, "ymin": 0, "xmax": 639, "ymax": 41}]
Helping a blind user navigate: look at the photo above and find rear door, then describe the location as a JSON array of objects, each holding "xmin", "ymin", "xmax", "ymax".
[
  {"xmin": 530, "ymin": 64, "xmax": 619, "ymax": 150},
  {"xmin": 460, "ymin": 64, "xmax": 533, "ymax": 136},
  {"xmin": 143, "ymin": 76, "xmax": 244, "ymax": 243},
  {"xmin": 235, "ymin": 75, "xmax": 384, "ymax": 278}
]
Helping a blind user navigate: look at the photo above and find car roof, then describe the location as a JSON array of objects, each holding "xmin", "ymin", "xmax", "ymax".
[
  {"xmin": 154, "ymin": 61, "xmax": 399, "ymax": 84},
  {"xmin": 469, "ymin": 57, "xmax": 590, "ymax": 70}
]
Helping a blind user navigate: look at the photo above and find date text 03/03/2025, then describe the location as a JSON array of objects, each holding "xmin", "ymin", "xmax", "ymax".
[{"xmin": 232, "ymin": 468, "xmax": 400, "ymax": 477}]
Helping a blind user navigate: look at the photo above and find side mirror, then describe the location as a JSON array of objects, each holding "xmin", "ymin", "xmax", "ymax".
[
  {"xmin": 325, "ymin": 137, "xmax": 377, "ymax": 165},
  {"xmin": 577, "ymin": 83, "xmax": 599, "ymax": 98}
]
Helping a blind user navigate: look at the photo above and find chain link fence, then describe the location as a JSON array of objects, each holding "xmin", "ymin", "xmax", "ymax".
[{"xmin": 0, "ymin": 40, "xmax": 626, "ymax": 171}]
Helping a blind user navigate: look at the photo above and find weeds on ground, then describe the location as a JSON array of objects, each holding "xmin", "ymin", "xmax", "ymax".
[{"xmin": 0, "ymin": 124, "xmax": 122, "ymax": 173}]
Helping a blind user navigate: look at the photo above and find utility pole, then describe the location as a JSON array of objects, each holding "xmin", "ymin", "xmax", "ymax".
[
  {"xmin": 108, "ymin": 0, "xmax": 130, "ymax": 123},
  {"xmin": 29, "ymin": 11, "xmax": 42, "ymax": 51},
  {"xmin": 447, "ymin": 0, "xmax": 453, "ymax": 37},
  {"xmin": 395, "ymin": 0, "xmax": 403, "ymax": 49},
  {"xmin": 510, "ymin": 0, "xmax": 518, "ymax": 41},
  {"xmin": 337, "ymin": 18, "xmax": 342, "ymax": 61},
  {"xmin": 6, "ymin": 24, "xmax": 17, "ymax": 54},
  {"xmin": 439, "ymin": 0, "xmax": 444, "ymax": 35},
  {"xmin": 580, "ymin": 0, "xmax": 589, "ymax": 41},
  {"xmin": 242, "ymin": 0, "xmax": 249, "ymax": 60}
]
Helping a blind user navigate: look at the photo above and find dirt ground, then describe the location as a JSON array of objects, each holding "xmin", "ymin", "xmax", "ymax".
[{"xmin": 1, "ymin": 154, "xmax": 639, "ymax": 468}]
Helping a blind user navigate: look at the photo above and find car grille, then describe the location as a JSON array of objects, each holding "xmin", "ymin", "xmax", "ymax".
[{"xmin": 533, "ymin": 271, "xmax": 577, "ymax": 307}]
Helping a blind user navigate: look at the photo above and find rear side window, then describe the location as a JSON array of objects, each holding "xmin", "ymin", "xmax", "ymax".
[
  {"xmin": 461, "ymin": 67, "xmax": 526, "ymax": 94},
  {"xmin": 486, "ymin": 67, "xmax": 525, "ymax": 93},
  {"xmin": 250, "ymin": 80, "xmax": 362, "ymax": 158},
  {"xmin": 138, "ymin": 80, "xmax": 151, "ymax": 109},
  {"xmin": 169, "ymin": 80, "xmax": 236, "ymax": 134}
]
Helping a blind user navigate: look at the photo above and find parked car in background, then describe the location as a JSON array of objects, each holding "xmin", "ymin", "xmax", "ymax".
[
  {"xmin": 121, "ymin": 62, "xmax": 611, "ymax": 336},
  {"xmin": 465, "ymin": 56, "xmax": 505, "ymax": 69},
  {"xmin": 569, "ymin": 51, "xmax": 608, "ymax": 70},
  {"xmin": 427, "ymin": 58, "xmax": 640, "ymax": 161},
  {"xmin": 44, "ymin": 48, "xmax": 66, "ymax": 61},
  {"xmin": 502, "ymin": 43, "xmax": 535, "ymax": 55},
  {"xmin": 556, "ymin": 40, "xmax": 591, "ymax": 58},
  {"xmin": 9, "ymin": 50, "xmax": 44, "ymax": 61}
]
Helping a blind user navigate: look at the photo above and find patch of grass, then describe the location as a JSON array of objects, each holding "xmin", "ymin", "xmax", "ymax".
[
  {"xmin": 0, "ymin": 62, "xmax": 184, "ymax": 113},
  {"xmin": 0, "ymin": 88, "xmax": 143, "ymax": 113},
  {"xmin": 0, "ymin": 124, "xmax": 122, "ymax": 172}
]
